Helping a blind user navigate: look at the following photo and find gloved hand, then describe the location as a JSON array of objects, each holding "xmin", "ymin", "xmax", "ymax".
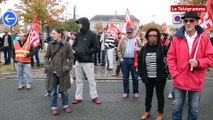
[{"xmin": 64, "ymin": 66, "xmax": 71, "ymax": 73}]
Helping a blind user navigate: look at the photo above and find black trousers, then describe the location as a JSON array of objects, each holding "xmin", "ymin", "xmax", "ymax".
[
  {"xmin": 144, "ymin": 78, "xmax": 166, "ymax": 113},
  {"xmin": 115, "ymin": 52, "xmax": 121, "ymax": 74}
]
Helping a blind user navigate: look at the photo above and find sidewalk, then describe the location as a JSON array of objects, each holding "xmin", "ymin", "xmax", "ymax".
[
  {"xmin": 1, "ymin": 64, "xmax": 213, "ymax": 80},
  {"xmin": 0, "ymin": 64, "xmax": 125, "ymax": 80}
]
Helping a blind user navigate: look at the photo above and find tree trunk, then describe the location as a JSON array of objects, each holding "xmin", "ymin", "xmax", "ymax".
[{"xmin": 40, "ymin": 22, "xmax": 44, "ymax": 50}]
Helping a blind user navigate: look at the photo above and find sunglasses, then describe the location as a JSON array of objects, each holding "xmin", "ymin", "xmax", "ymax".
[
  {"xmin": 183, "ymin": 19, "xmax": 195, "ymax": 23},
  {"xmin": 148, "ymin": 35, "xmax": 158, "ymax": 37}
]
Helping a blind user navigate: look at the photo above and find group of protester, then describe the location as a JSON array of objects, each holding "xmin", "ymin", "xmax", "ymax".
[
  {"xmin": 0, "ymin": 30, "xmax": 41, "ymax": 67},
  {"xmin": 9, "ymin": 12, "xmax": 213, "ymax": 120}
]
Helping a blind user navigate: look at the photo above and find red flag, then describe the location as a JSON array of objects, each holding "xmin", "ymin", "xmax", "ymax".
[
  {"xmin": 105, "ymin": 22, "xmax": 109, "ymax": 29},
  {"xmin": 108, "ymin": 23, "xmax": 121, "ymax": 35},
  {"xmin": 207, "ymin": 0, "xmax": 213, "ymax": 16},
  {"xmin": 133, "ymin": 51, "xmax": 138, "ymax": 69},
  {"xmin": 199, "ymin": 0, "xmax": 213, "ymax": 32},
  {"xmin": 122, "ymin": 8, "xmax": 135, "ymax": 33},
  {"xmin": 29, "ymin": 16, "xmax": 40, "ymax": 48},
  {"xmin": 162, "ymin": 23, "xmax": 169, "ymax": 33},
  {"xmin": 133, "ymin": 41, "xmax": 138, "ymax": 69},
  {"xmin": 24, "ymin": 32, "xmax": 32, "ymax": 51}
]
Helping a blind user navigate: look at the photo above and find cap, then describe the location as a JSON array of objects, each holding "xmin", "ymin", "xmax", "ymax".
[
  {"xmin": 181, "ymin": 12, "xmax": 200, "ymax": 19},
  {"xmin": 126, "ymin": 27, "xmax": 133, "ymax": 33}
]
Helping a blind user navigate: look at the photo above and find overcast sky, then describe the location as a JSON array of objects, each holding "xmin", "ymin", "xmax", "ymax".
[{"xmin": 0, "ymin": 0, "xmax": 178, "ymax": 25}]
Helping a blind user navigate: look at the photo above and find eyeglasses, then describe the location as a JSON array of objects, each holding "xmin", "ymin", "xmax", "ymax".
[
  {"xmin": 148, "ymin": 35, "xmax": 158, "ymax": 38},
  {"xmin": 183, "ymin": 19, "xmax": 195, "ymax": 23}
]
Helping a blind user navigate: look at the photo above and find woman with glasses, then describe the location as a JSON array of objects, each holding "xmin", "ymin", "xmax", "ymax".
[{"xmin": 138, "ymin": 28, "xmax": 168, "ymax": 120}]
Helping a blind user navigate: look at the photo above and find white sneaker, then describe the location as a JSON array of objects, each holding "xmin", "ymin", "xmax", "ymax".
[
  {"xmin": 45, "ymin": 92, "xmax": 61, "ymax": 97},
  {"xmin": 70, "ymin": 77, "xmax": 73, "ymax": 84},
  {"xmin": 122, "ymin": 93, "xmax": 128, "ymax": 98},
  {"xmin": 134, "ymin": 93, "xmax": 139, "ymax": 98},
  {"xmin": 44, "ymin": 92, "xmax": 50, "ymax": 97},
  {"xmin": 168, "ymin": 92, "xmax": 173, "ymax": 99}
]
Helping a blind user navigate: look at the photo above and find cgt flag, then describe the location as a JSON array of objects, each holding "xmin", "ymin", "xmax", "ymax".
[
  {"xmin": 199, "ymin": 0, "xmax": 213, "ymax": 32},
  {"xmin": 207, "ymin": 0, "xmax": 213, "ymax": 16},
  {"xmin": 25, "ymin": 16, "xmax": 40, "ymax": 49},
  {"xmin": 122, "ymin": 8, "xmax": 135, "ymax": 33},
  {"xmin": 108, "ymin": 23, "xmax": 121, "ymax": 35},
  {"xmin": 29, "ymin": 16, "xmax": 40, "ymax": 48}
]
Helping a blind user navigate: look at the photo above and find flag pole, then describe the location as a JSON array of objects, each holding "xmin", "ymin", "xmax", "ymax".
[{"xmin": 190, "ymin": 32, "xmax": 204, "ymax": 71}]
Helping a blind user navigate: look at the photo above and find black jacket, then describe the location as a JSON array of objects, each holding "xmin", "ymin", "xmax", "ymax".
[
  {"xmin": 138, "ymin": 43, "xmax": 168, "ymax": 83},
  {"xmin": 2, "ymin": 34, "xmax": 12, "ymax": 48},
  {"xmin": 0, "ymin": 37, "xmax": 3, "ymax": 48},
  {"xmin": 72, "ymin": 17, "xmax": 100, "ymax": 62}
]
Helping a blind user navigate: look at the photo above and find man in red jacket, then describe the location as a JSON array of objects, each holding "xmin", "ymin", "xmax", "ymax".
[{"xmin": 167, "ymin": 12, "xmax": 213, "ymax": 120}]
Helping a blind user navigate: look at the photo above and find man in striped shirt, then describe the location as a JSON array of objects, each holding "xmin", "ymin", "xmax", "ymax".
[{"xmin": 104, "ymin": 29, "xmax": 115, "ymax": 70}]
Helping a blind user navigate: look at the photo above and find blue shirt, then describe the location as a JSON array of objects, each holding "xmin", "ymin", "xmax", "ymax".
[{"xmin": 124, "ymin": 38, "xmax": 135, "ymax": 58}]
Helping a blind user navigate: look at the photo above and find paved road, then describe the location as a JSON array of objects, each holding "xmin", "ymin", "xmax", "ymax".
[{"xmin": 0, "ymin": 79, "xmax": 213, "ymax": 120}]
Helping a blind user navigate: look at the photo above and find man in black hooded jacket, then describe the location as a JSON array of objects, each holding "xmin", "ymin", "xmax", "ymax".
[{"xmin": 72, "ymin": 17, "xmax": 101, "ymax": 104}]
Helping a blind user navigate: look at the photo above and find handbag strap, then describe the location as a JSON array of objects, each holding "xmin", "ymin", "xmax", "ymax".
[{"xmin": 50, "ymin": 44, "xmax": 62, "ymax": 62}]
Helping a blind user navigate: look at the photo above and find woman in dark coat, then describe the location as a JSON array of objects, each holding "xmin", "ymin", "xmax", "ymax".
[
  {"xmin": 44, "ymin": 28, "xmax": 73, "ymax": 116},
  {"xmin": 138, "ymin": 28, "xmax": 168, "ymax": 120}
]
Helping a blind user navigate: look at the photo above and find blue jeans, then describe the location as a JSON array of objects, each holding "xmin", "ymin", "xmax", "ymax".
[
  {"xmin": 171, "ymin": 88, "xmax": 175, "ymax": 99},
  {"xmin": 15, "ymin": 62, "xmax": 32, "ymax": 86},
  {"xmin": 3, "ymin": 46, "xmax": 11, "ymax": 64},
  {"xmin": 101, "ymin": 50, "xmax": 106, "ymax": 66},
  {"xmin": 50, "ymin": 73, "xmax": 69, "ymax": 108},
  {"xmin": 172, "ymin": 88, "xmax": 201, "ymax": 120},
  {"xmin": 93, "ymin": 51, "xmax": 101, "ymax": 65},
  {"xmin": 31, "ymin": 48, "xmax": 40, "ymax": 66},
  {"xmin": 121, "ymin": 58, "xmax": 138, "ymax": 94}
]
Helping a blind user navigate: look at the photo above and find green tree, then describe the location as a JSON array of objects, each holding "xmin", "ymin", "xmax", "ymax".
[
  {"xmin": 60, "ymin": 19, "xmax": 79, "ymax": 32},
  {"xmin": 94, "ymin": 23, "xmax": 103, "ymax": 31},
  {"xmin": 141, "ymin": 21, "xmax": 163, "ymax": 32},
  {"xmin": 139, "ymin": 25, "xmax": 143, "ymax": 30},
  {"xmin": 175, "ymin": 0, "xmax": 207, "ymax": 5},
  {"xmin": 13, "ymin": 0, "xmax": 67, "ymax": 31},
  {"xmin": 13, "ymin": 0, "xmax": 68, "ymax": 49},
  {"xmin": 45, "ymin": 19, "xmax": 78, "ymax": 34}
]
